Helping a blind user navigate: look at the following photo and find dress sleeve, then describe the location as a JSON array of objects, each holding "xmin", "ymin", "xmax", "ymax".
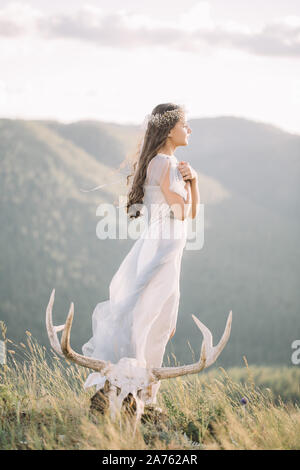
[
  {"xmin": 146, "ymin": 155, "xmax": 188, "ymax": 202},
  {"xmin": 169, "ymin": 163, "xmax": 188, "ymax": 202}
]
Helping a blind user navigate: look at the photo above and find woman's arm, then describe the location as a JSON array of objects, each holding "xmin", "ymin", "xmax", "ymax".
[
  {"xmin": 184, "ymin": 181, "xmax": 192, "ymax": 218},
  {"xmin": 178, "ymin": 161, "xmax": 200, "ymax": 219},
  {"xmin": 188, "ymin": 176, "xmax": 200, "ymax": 219}
]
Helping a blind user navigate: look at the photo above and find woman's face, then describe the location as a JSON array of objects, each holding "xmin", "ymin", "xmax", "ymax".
[{"xmin": 169, "ymin": 114, "xmax": 192, "ymax": 147}]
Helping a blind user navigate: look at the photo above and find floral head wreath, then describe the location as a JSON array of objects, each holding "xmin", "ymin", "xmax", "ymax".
[
  {"xmin": 142, "ymin": 108, "xmax": 184, "ymax": 131},
  {"xmin": 138, "ymin": 108, "xmax": 184, "ymax": 158}
]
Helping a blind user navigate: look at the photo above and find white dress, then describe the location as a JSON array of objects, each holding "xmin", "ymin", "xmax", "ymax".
[{"xmin": 82, "ymin": 153, "xmax": 188, "ymax": 404}]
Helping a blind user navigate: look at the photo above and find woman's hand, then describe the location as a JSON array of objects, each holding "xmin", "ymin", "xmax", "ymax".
[{"xmin": 177, "ymin": 161, "xmax": 197, "ymax": 182}]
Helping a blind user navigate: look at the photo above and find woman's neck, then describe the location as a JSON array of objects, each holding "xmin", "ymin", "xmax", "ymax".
[{"xmin": 157, "ymin": 143, "xmax": 176, "ymax": 156}]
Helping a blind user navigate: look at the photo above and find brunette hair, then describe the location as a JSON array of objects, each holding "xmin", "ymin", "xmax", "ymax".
[{"xmin": 125, "ymin": 103, "xmax": 185, "ymax": 219}]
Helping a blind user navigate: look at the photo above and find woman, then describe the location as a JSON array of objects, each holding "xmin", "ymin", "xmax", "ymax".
[{"xmin": 82, "ymin": 103, "xmax": 199, "ymax": 406}]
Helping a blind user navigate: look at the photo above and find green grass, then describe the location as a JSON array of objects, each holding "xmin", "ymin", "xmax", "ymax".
[{"xmin": 0, "ymin": 328, "xmax": 299, "ymax": 450}]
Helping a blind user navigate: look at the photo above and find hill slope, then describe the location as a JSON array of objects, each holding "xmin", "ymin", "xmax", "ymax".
[{"xmin": 0, "ymin": 117, "xmax": 299, "ymax": 368}]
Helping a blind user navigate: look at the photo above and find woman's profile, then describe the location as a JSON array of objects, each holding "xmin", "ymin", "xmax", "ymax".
[{"xmin": 82, "ymin": 102, "xmax": 199, "ymax": 406}]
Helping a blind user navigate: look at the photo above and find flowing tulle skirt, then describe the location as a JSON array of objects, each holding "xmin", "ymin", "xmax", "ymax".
[{"xmin": 82, "ymin": 212, "xmax": 187, "ymax": 403}]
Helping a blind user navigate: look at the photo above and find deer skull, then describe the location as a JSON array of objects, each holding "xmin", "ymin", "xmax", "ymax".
[
  {"xmin": 46, "ymin": 289, "xmax": 232, "ymax": 428},
  {"xmin": 83, "ymin": 357, "xmax": 161, "ymax": 424}
]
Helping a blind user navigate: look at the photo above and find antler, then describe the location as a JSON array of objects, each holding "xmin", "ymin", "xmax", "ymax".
[
  {"xmin": 152, "ymin": 311, "xmax": 232, "ymax": 380},
  {"xmin": 46, "ymin": 289, "xmax": 65, "ymax": 356},
  {"xmin": 46, "ymin": 289, "xmax": 110, "ymax": 372},
  {"xmin": 46, "ymin": 289, "xmax": 232, "ymax": 379}
]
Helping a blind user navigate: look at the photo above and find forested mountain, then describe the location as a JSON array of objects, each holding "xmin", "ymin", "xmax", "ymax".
[{"xmin": 0, "ymin": 116, "xmax": 299, "ymax": 368}]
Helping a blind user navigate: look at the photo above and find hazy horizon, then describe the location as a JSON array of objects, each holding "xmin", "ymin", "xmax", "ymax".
[{"xmin": 0, "ymin": 0, "xmax": 299, "ymax": 134}]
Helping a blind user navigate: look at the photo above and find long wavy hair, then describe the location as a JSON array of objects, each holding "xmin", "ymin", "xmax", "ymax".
[{"xmin": 125, "ymin": 102, "xmax": 185, "ymax": 219}]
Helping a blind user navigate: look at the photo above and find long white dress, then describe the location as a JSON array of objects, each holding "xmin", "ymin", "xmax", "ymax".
[{"xmin": 82, "ymin": 153, "xmax": 188, "ymax": 404}]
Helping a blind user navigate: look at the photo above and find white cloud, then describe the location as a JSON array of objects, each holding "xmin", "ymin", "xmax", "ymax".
[
  {"xmin": 0, "ymin": 2, "xmax": 299, "ymax": 134},
  {"xmin": 177, "ymin": 2, "xmax": 213, "ymax": 32},
  {"xmin": 0, "ymin": 2, "xmax": 42, "ymax": 36},
  {"xmin": 0, "ymin": 2, "xmax": 300, "ymax": 57}
]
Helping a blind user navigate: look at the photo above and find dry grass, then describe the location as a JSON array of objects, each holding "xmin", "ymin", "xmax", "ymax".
[{"xmin": 0, "ymin": 328, "xmax": 299, "ymax": 450}]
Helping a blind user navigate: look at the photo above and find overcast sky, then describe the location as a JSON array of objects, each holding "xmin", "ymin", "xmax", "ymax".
[{"xmin": 0, "ymin": 0, "xmax": 299, "ymax": 134}]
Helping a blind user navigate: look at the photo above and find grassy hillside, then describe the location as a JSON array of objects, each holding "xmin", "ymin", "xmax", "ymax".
[
  {"xmin": 0, "ymin": 332, "xmax": 299, "ymax": 450},
  {"xmin": 0, "ymin": 117, "xmax": 299, "ymax": 369}
]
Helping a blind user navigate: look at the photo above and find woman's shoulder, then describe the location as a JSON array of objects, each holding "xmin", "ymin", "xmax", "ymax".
[
  {"xmin": 148, "ymin": 154, "xmax": 169, "ymax": 169},
  {"xmin": 151, "ymin": 153, "xmax": 178, "ymax": 166},
  {"xmin": 151, "ymin": 153, "xmax": 168, "ymax": 163},
  {"xmin": 146, "ymin": 154, "xmax": 172, "ymax": 185},
  {"xmin": 155, "ymin": 153, "xmax": 174, "ymax": 160}
]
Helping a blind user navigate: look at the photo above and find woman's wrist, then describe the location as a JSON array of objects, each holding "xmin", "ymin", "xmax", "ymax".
[
  {"xmin": 191, "ymin": 174, "xmax": 198, "ymax": 184},
  {"xmin": 191, "ymin": 169, "xmax": 198, "ymax": 180}
]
